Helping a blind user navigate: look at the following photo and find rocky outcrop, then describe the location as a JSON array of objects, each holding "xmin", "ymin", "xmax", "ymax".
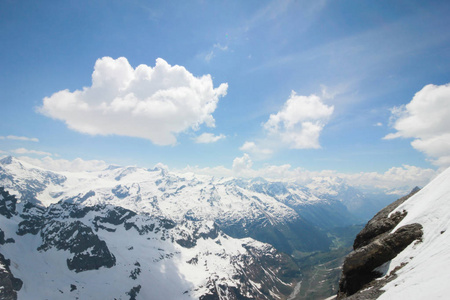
[
  {"xmin": 0, "ymin": 253, "xmax": 22, "ymax": 300},
  {"xmin": 337, "ymin": 188, "xmax": 423, "ymax": 298},
  {"xmin": 353, "ymin": 187, "xmax": 420, "ymax": 250},
  {"xmin": 0, "ymin": 187, "xmax": 17, "ymax": 219}
]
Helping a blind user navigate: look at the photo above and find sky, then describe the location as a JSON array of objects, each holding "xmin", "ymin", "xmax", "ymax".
[{"xmin": 1, "ymin": 0, "xmax": 450, "ymax": 190}]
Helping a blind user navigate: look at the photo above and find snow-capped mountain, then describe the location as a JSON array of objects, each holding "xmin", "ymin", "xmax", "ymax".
[
  {"xmin": 0, "ymin": 156, "xmax": 367, "ymax": 254},
  {"xmin": 0, "ymin": 156, "xmax": 383, "ymax": 299},
  {"xmin": 337, "ymin": 165, "xmax": 450, "ymax": 299},
  {"xmin": 0, "ymin": 186, "xmax": 301, "ymax": 299},
  {"xmin": 306, "ymin": 176, "xmax": 398, "ymax": 223}
]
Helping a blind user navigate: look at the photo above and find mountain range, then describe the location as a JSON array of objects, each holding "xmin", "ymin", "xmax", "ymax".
[
  {"xmin": 1, "ymin": 156, "xmax": 447, "ymax": 299},
  {"xmin": 0, "ymin": 156, "xmax": 375, "ymax": 255}
]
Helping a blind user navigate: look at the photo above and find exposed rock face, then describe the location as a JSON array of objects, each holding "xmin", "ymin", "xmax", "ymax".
[
  {"xmin": 0, "ymin": 253, "xmax": 22, "ymax": 300},
  {"xmin": 353, "ymin": 187, "xmax": 420, "ymax": 250},
  {"xmin": 0, "ymin": 187, "xmax": 17, "ymax": 219},
  {"xmin": 337, "ymin": 188, "xmax": 423, "ymax": 298}
]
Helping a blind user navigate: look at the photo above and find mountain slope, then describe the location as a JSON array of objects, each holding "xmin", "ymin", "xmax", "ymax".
[
  {"xmin": 377, "ymin": 166, "xmax": 450, "ymax": 299},
  {"xmin": 0, "ymin": 187, "xmax": 300, "ymax": 300},
  {"xmin": 336, "ymin": 166, "xmax": 450, "ymax": 299}
]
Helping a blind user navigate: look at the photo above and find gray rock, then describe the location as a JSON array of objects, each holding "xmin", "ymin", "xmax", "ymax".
[
  {"xmin": 353, "ymin": 187, "xmax": 420, "ymax": 250},
  {"xmin": 337, "ymin": 187, "xmax": 423, "ymax": 298}
]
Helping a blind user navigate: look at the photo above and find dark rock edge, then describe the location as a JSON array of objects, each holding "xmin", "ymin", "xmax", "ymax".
[{"xmin": 337, "ymin": 187, "xmax": 423, "ymax": 299}]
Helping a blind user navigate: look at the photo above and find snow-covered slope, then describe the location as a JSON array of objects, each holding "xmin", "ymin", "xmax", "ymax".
[
  {"xmin": 377, "ymin": 166, "xmax": 450, "ymax": 299},
  {"xmin": 0, "ymin": 187, "xmax": 300, "ymax": 300},
  {"xmin": 337, "ymin": 166, "xmax": 450, "ymax": 299}
]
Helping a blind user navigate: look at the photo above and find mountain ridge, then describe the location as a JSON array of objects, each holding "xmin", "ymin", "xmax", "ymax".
[{"xmin": 0, "ymin": 156, "xmax": 366, "ymax": 253}]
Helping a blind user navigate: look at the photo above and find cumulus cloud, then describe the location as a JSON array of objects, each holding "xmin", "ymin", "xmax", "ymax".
[
  {"xmin": 384, "ymin": 83, "xmax": 450, "ymax": 167},
  {"xmin": 232, "ymin": 153, "xmax": 253, "ymax": 174},
  {"xmin": 0, "ymin": 135, "xmax": 39, "ymax": 142},
  {"xmin": 38, "ymin": 57, "xmax": 228, "ymax": 145},
  {"xmin": 153, "ymin": 162, "xmax": 169, "ymax": 171},
  {"xmin": 18, "ymin": 156, "xmax": 108, "ymax": 172},
  {"xmin": 264, "ymin": 91, "xmax": 334, "ymax": 149},
  {"xmin": 194, "ymin": 133, "xmax": 226, "ymax": 144},
  {"xmin": 12, "ymin": 148, "xmax": 52, "ymax": 156},
  {"xmin": 240, "ymin": 91, "xmax": 334, "ymax": 159}
]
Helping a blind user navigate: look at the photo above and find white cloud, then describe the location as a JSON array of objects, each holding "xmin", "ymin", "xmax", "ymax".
[
  {"xmin": 194, "ymin": 133, "xmax": 226, "ymax": 144},
  {"xmin": 18, "ymin": 156, "xmax": 108, "ymax": 172},
  {"xmin": 178, "ymin": 160, "xmax": 437, "ymax": 194},
  {"xmin": 384, "ymin": 83, "xmax": 450, "ymax": 167},
  {"xmin": 374, "ymin": 122, "xmax": 383, "ymax": 127},
  {"xmin": 180, "ymin": 165, "xmax": 232, "ymax": 178},
  {"xmin": 204, "ymin": 51, "xmax": 215, "ymax": 62},
  {"xmin": 238, "ymin": 91, "xmax": 334, "ymax": 159},
  {"xmin": 344, "ymin": 165, "xmax": 437, "ymax": 193},
  {"xmin": 203, "ymin": 43, "xmax": 229, "ymax": 62},
  {"xmin": 239, "ymin": 141, "xmax": 273, "ymax": 159},
  {"xmin": 38, "ymin": 57, "xmax": 228, "ymax": 145},
  {"xmin": 232, "ymin": 153, "xmax": 253, "ymax": 174},
  {"xmin": 153, "ymin": 162, "xmax": 169, "ymax": 171},
  {"xmin": 239, "ymin": 141, "xmax": 256, "ymax": 151},
  {"xmin": 263, "ymin": 91, "xmax": 334, "ymax": 149},
  {"xmin": 0, "ymin": 135, "xmax": 39, "ymax": 142},
  {"xmin": 213, "ymin": 43, "xmax": 228, "ymax": 51},
  {"xmin": 320, "ymin": 84, "xmax": 340, "ymax": 100},
  {"xmin": 12, "ymin": 148, "xmax": 52, "ymax": 156}
]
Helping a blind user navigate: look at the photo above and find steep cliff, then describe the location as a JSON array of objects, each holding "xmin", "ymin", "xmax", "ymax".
[{"xmin": 337, "ymin": 166, "xmax": 450, "ymax": 299}]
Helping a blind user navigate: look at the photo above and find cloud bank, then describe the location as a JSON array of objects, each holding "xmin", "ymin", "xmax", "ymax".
[
  {"xmin": 183, "ymin": 154, "xmax": 437, "ymax": 195},
  {"xmin": 39, "ymin": 57, "xmax": 228, "ymax": 145},
  {"xmin": 384, "ymin": 83, "xmax": 450, "ymax": 167}
]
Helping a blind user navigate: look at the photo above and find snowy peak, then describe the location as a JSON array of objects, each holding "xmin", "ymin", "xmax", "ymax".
[
  {"xmin": 0, "ymin": 157, "xmax": 359, "ymax": 253},
  {"xmin": 0, "ymin": 157, "xmax": 67, "ymax": 206},
  {"xmin": 0, "ymin": 156, "xmax": 14, "ymax": 165}
]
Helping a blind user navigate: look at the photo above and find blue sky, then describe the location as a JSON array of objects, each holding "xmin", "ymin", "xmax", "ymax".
[{"xmin": 1, "ymin": 0, "xmax": 450, "ymax": 185}]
